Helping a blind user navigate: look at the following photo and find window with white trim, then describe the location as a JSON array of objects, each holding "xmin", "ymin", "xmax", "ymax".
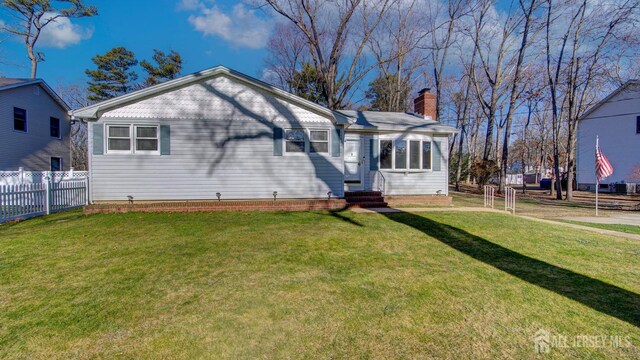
[
  {"xmin": 379, "ymin": 139, "xmax": 432, "ymax": 170},
  {"xmin": 50, "ymin": 157, "xmax": 62, "ymax": 171},
  {"xmin": 422, "ymin": 141, "xmax": 432, "ymax": 170},
  {"xmin": 285, "ymin": 129, "xmax": 306, "ymax": 152},
  {"xmin": 50, "ymin": 117, "xmax": 60, "ymax": 138},
  {"xmin": 309, "ymin": 130, "xmax": 329, "ymax": 153},
  {"xmin": 135, "ymin": 126, "xmax": 159, "ymax": 152},
  {"xmin": 13, "ymin": 107, "xmax": 27, "ymax": 132},
  {"xmin": 107, "ymin": 125, "xmax": 131, "ymax": 152},
  {"xmin": 284, "ymin": 128, "xmax": 330, "ymax": 154},
  {"xmin": 106, "ymin": 124, "xmax": 160, "ymax": 154}
]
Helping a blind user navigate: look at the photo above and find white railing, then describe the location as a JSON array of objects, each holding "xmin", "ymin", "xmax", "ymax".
[
  {"xmin": 0, "ymin": 177, "xmax": 88, "ymax": 223},
  {"xmin": 0, "ymin": 167, "xmax": 88, "ymax": 186},
  {"xmin": 484, "ymin": 185, "xmax": 495, "ymax": 208},
  {"xmin": 505, "ymin": 186, "xmax": 516, "ymax": 214},
  {"xmin": 376, "ymin": 171, "xmax": 386, "ymax": 195}
]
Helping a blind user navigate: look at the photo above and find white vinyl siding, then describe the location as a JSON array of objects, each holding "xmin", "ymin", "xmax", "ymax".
[
  {"xmin": 360, "ymin": 133, "xmax": 448, "ymax": 195},
  {"xmin": 89, "ymin": 76, "xmax": 343, "ymax": 201}
]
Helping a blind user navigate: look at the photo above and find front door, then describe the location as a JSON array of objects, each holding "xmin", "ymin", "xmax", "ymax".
[{"xmin": 344, "ymin": 137, "xmax": 363, "ymax": 185}]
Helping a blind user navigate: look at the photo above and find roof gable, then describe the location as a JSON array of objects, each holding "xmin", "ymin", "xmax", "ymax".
[
  {"xmin": 0, "ymin": 78, "xmax": 70, "ymax": 112},
  {"xmin": 579, "ymin": 80, "xmax": 640, "ymax": 121},
  {"xmin": 73, "ymin": 66, "xmax": 340, "ymax": 123}
]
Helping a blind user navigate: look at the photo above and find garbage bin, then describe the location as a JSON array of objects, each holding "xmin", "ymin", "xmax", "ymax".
[{"xmin": 540, "ymin": 178, "xmax": 552, "ymax": 190}]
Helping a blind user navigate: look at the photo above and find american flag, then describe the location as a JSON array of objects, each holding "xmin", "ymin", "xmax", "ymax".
[{"xmin": 595, "ymin": 141, "xmax": 613, "ymax": 182}]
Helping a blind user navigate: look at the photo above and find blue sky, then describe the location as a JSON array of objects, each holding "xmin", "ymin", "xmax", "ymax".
[{"xmin": 1, "ymin": 0, "xmax": 272, "ymax": 87}]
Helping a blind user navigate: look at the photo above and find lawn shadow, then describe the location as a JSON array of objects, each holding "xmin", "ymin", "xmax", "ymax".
[
  {"xmin": 383, "ymin": 211, "xmax": 640, "ymax": 328},
  {"xmin": 326, "ymin": 209, "xmax": 363, "ymax": 227}
]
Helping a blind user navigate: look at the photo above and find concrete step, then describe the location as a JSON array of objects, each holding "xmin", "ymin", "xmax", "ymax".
[{"xmin": 347, "ymin": 202, "xmax": 388, "ymax": 208}]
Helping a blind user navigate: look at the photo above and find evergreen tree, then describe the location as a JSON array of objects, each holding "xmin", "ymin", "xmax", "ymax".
[
  {"xmin": 288, "ymin": 63, "xmax": 330, "ymax": 106},
  {"xmin": 365, "ymin": 74, "xmax": 410, "ymax": 112},
  {"xmin": 140, "ymin": 49, "xmax": 183, "ymax": 86},
  {"xmin": 85, "ymin": 47, "xmax": 138, "ymax": 102}
]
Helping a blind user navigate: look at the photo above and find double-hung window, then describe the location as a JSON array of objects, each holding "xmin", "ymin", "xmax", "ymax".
[
  {"xmin": 135, "ymin": 126, "xmax": 159, "ymax": 153},
  {"xmin": 309, "ymin": 130, "xmax": 329, "ymax": 153},
  {"xmin": 50, "ymin": 117, "xmax": 60, "ymax": 138},
  {"xmin": 284, "ymin": 129, "xmax": 330, "ymax": 154},
  {"xmin": 285, "ymin": 129, "xmax": 306, "ymax": 152},
  {"xmin": 107, "ymin": 124, "xmax": 159, "ymax": 154},
  {"xmin": 107, "ymin": 125, "xmax": 131, "ymax": 152},
  {"xmin": 13, "ymin": 107, "xmax": 27, "ymax": 132},
  {"xmin": 379, "ymin": 138, "xmax": 432, "ymax": 170}
]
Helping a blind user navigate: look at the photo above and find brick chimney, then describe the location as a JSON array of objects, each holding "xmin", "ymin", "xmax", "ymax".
[{"xmin": 413, "ymin": 88, "xmax": 436, "ymax": 121}]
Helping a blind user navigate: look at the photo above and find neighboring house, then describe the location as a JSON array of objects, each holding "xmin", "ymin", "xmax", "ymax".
[
  {"xmin": 72, "ymin": 66, "xmax": 456, "ymax": 201},
  {"xmin": 0, "ymin": 78, "xmax": 71, "ymax": 171},
  {"xmin": 577, "ymin": 80, "xmax": 640, "ymax": 190}
]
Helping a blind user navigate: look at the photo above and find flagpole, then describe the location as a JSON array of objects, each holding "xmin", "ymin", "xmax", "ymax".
[{"xmin": 596, "ymin": 136, "xmax": 599, "ymax": 217}]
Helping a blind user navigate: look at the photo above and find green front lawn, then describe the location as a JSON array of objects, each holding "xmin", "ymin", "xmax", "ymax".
[{"xmin": 1, "ymin": 210, "xmax": 639, "ymax": 358}]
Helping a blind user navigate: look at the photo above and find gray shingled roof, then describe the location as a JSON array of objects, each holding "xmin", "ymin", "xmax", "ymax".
[
  {"xmin": 0, "ymin": 78, "xmax": 32, "ymax": 87},
  {"xmin": 334, "ymin": 110, "xmax": 457, "ymax": 133}
]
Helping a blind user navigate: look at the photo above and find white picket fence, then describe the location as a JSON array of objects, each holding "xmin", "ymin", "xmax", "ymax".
[
  {"xmin": 0, "ymin": 168, "xmax": 88, "ymax": 186},
  {"xmin": 0, "ymin": 177, "xmax": 89, "ymax": 223}
]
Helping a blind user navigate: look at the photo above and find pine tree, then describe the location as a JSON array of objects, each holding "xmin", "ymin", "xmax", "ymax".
[
  {"xmin": 140, "ymin": 49, "xmax": 183, "ymax": 86},
  {"xmin": 85, "ymin": 47, "xmax": 138, "ymax": 102}
]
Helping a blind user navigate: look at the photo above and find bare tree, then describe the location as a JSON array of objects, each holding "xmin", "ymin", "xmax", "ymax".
[
  {"xmin": 545, "ymin": 0, "xmax": 640, "ymax": 200},
  {"xmin": 56, "ymin": 83, "xmax": 91, "ymax": 170},
  {"xmin": 366, "ymin": 0, "xmax": 427, "ymax": 112},
  {"xmin": 1, "ymin": 0, "xmax": 97, "ymax": 78},
  {"xmin": 423, "ymin": 0, "xmax": 470, "ymax": 120},
  {"xmin": 263, "ymin": 21, "xmax": 310, "ymax": 91},
  {"xmin": 262, "ymin": 0, "xmax": 396, "ymax": 109}
]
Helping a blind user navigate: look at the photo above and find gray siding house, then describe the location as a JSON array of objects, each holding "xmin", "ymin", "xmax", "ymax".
[
  {"xmin": 72, "ymin": 66, "xmax": 456, "ymax": 201},
  {"xmin": 577, "ymin": 80, "xmax": 640, "ymax": 190},
  {"xmin": 0, "ymin": 78, "xmax": 71, "ymax": 171}
]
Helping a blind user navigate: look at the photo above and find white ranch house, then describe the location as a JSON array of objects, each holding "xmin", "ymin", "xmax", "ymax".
[
  {"xmin": 577, "ymin": 80, "xmax": 640, "ymax": 191},
  {"xmin": 72, "ymin": 66, "xmax": 456, "ymax": 202}
]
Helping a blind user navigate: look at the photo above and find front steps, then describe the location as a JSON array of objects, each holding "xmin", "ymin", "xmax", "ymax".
[{"xmin": 344, "ymin": 191, "xmax": 388, "ymax": 208}]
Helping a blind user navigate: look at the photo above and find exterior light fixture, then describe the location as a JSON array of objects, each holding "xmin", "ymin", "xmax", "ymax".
[
  {"xmin": 216, "ymin": 192, "xmax": 221, "ymax": 202},
  {"xmin": 273, "ymin": 191, "xmax": 278, "ymax": 201},
  {"xmin": 327, "ymin": 191, "xmax": 332, "ymax": 200},
  {"xmin": 127, "ymin": 195, "xmax": 134, "ymax": 205}
]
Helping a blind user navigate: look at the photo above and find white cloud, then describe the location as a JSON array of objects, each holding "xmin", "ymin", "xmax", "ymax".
[
  {"xmin": 182, "ymin": 1, "xmax": 273, "ymax": 49},
  {"xmin": 38, "ymin": 12, "xmax": 93, "ymax": 49}
]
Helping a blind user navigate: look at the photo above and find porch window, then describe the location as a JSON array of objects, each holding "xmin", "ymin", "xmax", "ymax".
[
  {"xmin": 422, "ymin": 141, "xmax": 432, "ymax": 170},
  {"xmin": 380, "ymin": 140, "xmax": 393, "ymax": 169},
  {"xmin": 107, "ymin": 125, "xmax": 131, "ymax": 152},
  {"xmin": 395, "ymin": 140, "xmax": 407, "ymax": 169},
  {"xmin": 409, "ymin": 140, "xmax": 421, "ymax": 169},
  {"xmin": 309, "ymin": 130, "xmax": 329, "ymax": 153},
  {"xmin": 285, "ymin": 129, "xmax": 306, "ymax": 152},
  {"xmin": 379, "ymin": 139, "xmax": 433, "ymax": 170},
  {"xmin": 135, "ymin": 126, "xmax": 159, "ymax": 152}
]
